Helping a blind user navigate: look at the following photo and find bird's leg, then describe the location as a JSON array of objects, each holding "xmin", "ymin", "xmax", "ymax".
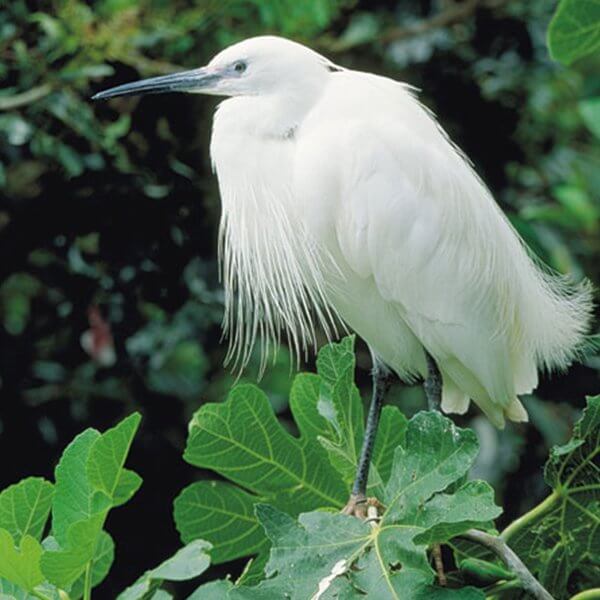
[
  {"xmin": 342, "ymin": 360, "xmax": 392, "ymax": 519},
  {"xmin": 424, "ymin": 351, "xmax": 442, "ymax": 410},
  {"xmin": 423, "ymin": 351, "xmax": 446, "ymax": 585}
]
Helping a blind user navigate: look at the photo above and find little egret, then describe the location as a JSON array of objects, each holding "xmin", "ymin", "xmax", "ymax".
[{"xmin": 93, "ymin": 36, "xmax": 592, "ymax": 515}]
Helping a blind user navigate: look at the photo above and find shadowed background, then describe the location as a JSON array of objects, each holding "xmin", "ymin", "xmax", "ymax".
[{"xmin": 0, "ymin": 0, "xmax": 598, "ymax": 595}]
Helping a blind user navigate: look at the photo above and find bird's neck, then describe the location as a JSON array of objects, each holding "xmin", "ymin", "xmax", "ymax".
[
  {"xmin": 215, "ymin": 79, "xmax": 326, "ymax": 139},
  {"xmin": 209, "ymin": 82, "xmax": 339, "ymax": 372}
]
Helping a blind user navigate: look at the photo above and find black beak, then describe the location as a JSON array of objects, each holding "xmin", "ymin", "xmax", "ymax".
[{"xmin": 92, "ymin": 67, "xmax": 220, "ymax": 100}]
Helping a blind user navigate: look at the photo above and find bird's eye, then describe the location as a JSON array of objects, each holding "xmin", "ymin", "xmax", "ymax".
[{"xmin": 234, "ymin": 61, "xmax": 247, "ymax": 74}]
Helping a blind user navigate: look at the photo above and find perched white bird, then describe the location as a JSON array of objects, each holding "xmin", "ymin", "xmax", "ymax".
[{"xmin": 94, "ymin": 36, "xmax": 592, "ymax": 511}]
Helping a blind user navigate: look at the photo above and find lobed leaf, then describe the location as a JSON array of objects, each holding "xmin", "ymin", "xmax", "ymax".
[
  {"xmin": 51, "ymin": 429, "xmax": 100, "ymax": 547},
  {"xmin": 372, "ymin": 406, "xmax": 407, "ymax": 484},
  {"xmin": 220, "ymin": 500, "xmax": 488, "ymax": 600},
  {"xmin": 41, "ymin": 515, "xmax": 104, "ymax": 588},
  {"xmin": 68, "ymin": 531, "xmax": 115, "ymax": 600},
  {"xmin": 313, "ymin": 336, "xmax": 407, "ymax": 493},
  {"xmin": 178, "ymin": 377, "xmax": 349, "ymax": 568},
  {"xmin": 0, "ymin": 530, "xmax": 44, "ymax": 592},
  {"xmin": 87, "ymin": 413, "xmax": 143, "ymax": 506},
  {"xmin": 188, "ymin": 579, "xmax": 234, "ymax": 600},
  {"xmin": 198, "ymin": 408, "xmax": 499, "ymax": 598},
  {"xmin": 0, "ymin": 577, "xmax": 44, "ymax": 599},
  {"xmin": 501, "ymin": 395, "xmax": 600, "ymax": 597},
  {"xmin": 117, "ymin": 540, "xmax": 212, "ymax": 600},
  {"xmin": 174, "ymin": 481, "xmax": 267, "ymax": 563},
  {"xmin": 412, "ymin": 481, "xmax": 500, "ymax": 546},
  {"xmin": 0, "ymin": 478, "xmax": 54, "ymax": 544},
  {"xmin": 184, "ymin": 384, "xmax": 346, "ymax": 510},
  {"xmin": 384, "ymin": 411, "xmax": 479, "ymax": 521},
  {"xmin": 177, "ymin": 338, "xmax": 411, "ymax": 571},
  {"xmin": 42, "ymin": 413, "xmax": 142, "ymax": 589},
  {"xmin": 316, "ymin": 335, "xmax": 365, "ymax": 463}
]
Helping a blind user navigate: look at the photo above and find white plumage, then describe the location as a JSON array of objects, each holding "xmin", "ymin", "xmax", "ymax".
[
  {"xmin": 209, "ymin": 36, "xmax": 592, "ymax": 427},
  {"xmin": 94, "ymin": 35, "xmax": 593, "ymax": 428}
]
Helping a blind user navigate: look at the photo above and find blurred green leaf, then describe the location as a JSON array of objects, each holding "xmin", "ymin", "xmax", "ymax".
[
  {"xmin": 147, "ymin": 341, "xmax": 207, "ymax": 399},
  {"xmin": 579, "ymin": 97, "xmax": 600, "ymax": 139},
  {"xmin": 0, "ymin": 274, "xmax": 41, "ymax": 336},
  {"xmin": 0, "ymin": 115, "xmax": 33, "ymax": 146},
  {"xmin": 548, "ymin": 0, "xmax": 600, "ymax": 65}
]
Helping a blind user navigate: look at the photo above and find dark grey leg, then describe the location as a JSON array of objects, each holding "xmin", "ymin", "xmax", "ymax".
[
  {"xmin": 424, "ymin": 351, "xmax": 442, "ymax": 410},
  {"xmin": 423, "ymin": 350, "xmax": 447, "ymax": 585},
  {"xmin": 343, "ymin": 359, "xmax": 392, "ymax": 516}
]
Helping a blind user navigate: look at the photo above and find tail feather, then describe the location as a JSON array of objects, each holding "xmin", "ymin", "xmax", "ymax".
[{"xmin": 517, "ymin": 264, "xmax": 594, "ymax": 374}]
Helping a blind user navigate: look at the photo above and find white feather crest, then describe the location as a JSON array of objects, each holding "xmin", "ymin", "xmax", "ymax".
[{"xmin": 217, "ymin": 178, "xmax": 341, "ymax": 374}]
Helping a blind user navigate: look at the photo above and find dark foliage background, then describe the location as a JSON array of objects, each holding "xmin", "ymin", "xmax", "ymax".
[{"xmin": 0, "ymin": 0, "xmax": 598, "ymax": 595}]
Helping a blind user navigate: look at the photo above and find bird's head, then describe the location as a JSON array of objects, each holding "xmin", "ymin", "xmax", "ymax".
[{"xmin": 92, "ymin": 36, "xmax": 338, "ymax": 101}]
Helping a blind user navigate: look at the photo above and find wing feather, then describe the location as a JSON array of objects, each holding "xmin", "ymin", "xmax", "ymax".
[{"xmin": 303, "ymin": 71, "xmax": 592, "ymax": 424}]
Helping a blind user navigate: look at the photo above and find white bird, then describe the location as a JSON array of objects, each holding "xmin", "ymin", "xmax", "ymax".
[{"xmin": 93, "ymin": 35, "xmax": 592, "ymax": 513}]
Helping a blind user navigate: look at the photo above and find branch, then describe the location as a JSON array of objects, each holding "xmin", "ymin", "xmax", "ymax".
[
  {"xmin": 121, "ymin": 52, "xmax": 186, "ymax": 76},
  {"xmin": 459, "ymin": 529, "xmax": 554, "ymax": 600}
]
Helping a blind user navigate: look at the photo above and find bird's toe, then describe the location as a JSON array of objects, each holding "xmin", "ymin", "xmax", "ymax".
[{"xmin": 341, "ymin": 494, "xmax": 383, "ymax": 522}]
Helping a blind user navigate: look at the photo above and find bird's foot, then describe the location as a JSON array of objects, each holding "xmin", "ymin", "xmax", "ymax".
[
  {"xmin": 341, "ymin": 494, "xmax": 383, "ymax": 524},
  {"xmin": 341, "ymin": 493, "xmax": 367, "ymax": 519}
]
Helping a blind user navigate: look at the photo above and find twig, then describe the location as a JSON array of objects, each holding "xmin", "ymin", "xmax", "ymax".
[
  {"xmin": 122, "ymin": 52, "xmax": 186, "ymax": 75},
  {"xmin": 379, "ymin": 0, "xmax": 481, "ymax": 44},
  {"xmin": 432, "ymin": 543, "xmax": 447, "ymax": 586},
  {"xmin": 459, "ymin": 529, "xmax": 554, "ymax": 600},
  {"xmin": 0, "ymin": 83, "xmax": 53, "ymax": 110}
]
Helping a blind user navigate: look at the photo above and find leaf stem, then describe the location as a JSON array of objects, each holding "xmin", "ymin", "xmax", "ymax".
[
  {"xmin": 83, "ymin": 561, "xmax": 93, "ymax": 600},
  {"xmin": 500, "ymin": 492, "xmax": 558, "ymax": 542},
  {"xmin": 459, "ymin": 529, "xmax": 554, "ymax": 600},
  {"xmin": 570, "ymin": 590, "xmax": 600, "ymax": 600}
]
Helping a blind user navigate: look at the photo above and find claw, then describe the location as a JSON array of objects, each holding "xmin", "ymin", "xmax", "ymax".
[
  {"xmin": 341, "ymin": 494, "xmax": 383, "ymax": 524},
  {"xmin": 341, "ymin": 493, "xmax": 368, "ymax": 519}
]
